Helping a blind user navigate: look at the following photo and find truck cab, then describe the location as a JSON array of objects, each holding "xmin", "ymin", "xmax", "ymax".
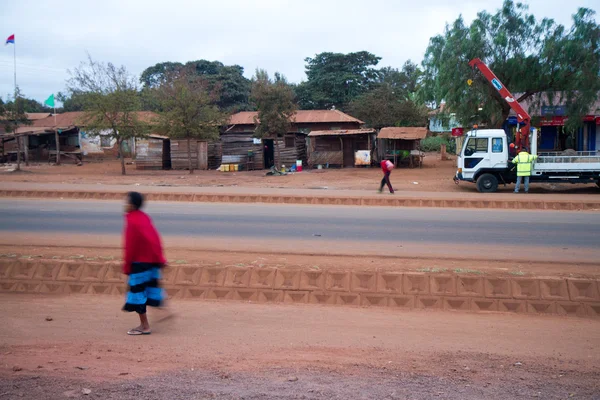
[
  {"xmin": 456, "ymin": 129, "xmax": 513, "ymax": 192},
  {"xmin": 455, "ymin": 128, "xmax": 600, "ymax": 192}
]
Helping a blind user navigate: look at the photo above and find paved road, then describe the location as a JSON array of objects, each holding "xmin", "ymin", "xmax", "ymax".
[{"xmin": 1, "ymin": 199, "xmax": 599, "ymax": 263}]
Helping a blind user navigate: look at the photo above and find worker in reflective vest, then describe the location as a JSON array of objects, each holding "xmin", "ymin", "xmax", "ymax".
[{"xmin": 512, "ymin": 148, "xmax": 538, "ymax": 193}]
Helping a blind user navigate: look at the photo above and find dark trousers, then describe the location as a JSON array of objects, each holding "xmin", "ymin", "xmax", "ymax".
[{"xmin": 380, "ymin": 171, "xmax": 394, "ymax": 193}]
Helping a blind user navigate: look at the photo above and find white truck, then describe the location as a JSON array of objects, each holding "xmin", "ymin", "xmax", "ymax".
[{"xmin": 454, "ymin": 128, "xmax": 600, "ymax": 192}]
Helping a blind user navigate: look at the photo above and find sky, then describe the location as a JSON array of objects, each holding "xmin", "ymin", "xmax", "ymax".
[{"xmin": 1, "ymin": 0, "xmax": 598, "ymax": 105}]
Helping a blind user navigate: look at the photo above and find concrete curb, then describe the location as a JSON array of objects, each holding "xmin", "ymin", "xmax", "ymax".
[
  {"xmin": 1, "ymin": 189, "xmax": 600, "ymax": 211},
  {"xmin": 1, "ymin": 259, "xmax": 599, "ymax": 319}
]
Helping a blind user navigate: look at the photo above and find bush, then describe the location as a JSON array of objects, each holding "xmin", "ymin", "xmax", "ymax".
[{"xmin": 420, "ymin": 135, "xmax": 456, "ymax": 153}]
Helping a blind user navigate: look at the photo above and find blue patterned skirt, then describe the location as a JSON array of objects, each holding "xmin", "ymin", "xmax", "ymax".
[{"xmin": 122, "ymin": 263, "xmax": 164, "ymax": 314}]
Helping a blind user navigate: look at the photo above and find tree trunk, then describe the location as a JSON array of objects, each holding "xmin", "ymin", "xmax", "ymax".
[
  {"xmin": 275, "ymin": 137, "xmax": 281, "ymax": 170},
  {"xmin": 119, "ymin": 138, "xmax": 126, "ymax": 175},
  {"xmin": 55, "ymin": 129, "xmax": 61, "ymax": 165},
  {"xmin": 187, "ymin": 137, "xmax": 194, "ymax": 174},
  {"xmin": 23, "ymin": 135, "xmax": 29, "ymax": 166},
  {"xmin": 15, "ymin": 136, "xmax": 21, "ymax": 171}
]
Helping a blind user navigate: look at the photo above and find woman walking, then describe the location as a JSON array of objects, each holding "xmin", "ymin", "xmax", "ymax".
[{"xmin": 122, "ymin": 191, "xmax": 167, "ymax": 335}]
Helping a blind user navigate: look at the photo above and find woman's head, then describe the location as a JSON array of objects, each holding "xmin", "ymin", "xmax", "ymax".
[{"xmin": 125, "ymin": 191, "xmax": 144, "ymax": 213}]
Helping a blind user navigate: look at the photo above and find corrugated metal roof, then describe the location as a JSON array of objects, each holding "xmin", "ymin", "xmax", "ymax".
[
  {"xmin": 308, "ymin": 128, "xmax": 375, "ymax": 137},
  {"xmin": 378, "ymin": 127, "xmax": 427, "ymax": 140},
  {"xmin": 26, "ymin": 113, "xmax": 53, "ymax": 120},
  {"xmin": 30, "ymin": 111, "xmax": 159, "ymax": 130},
  {"xmin": 13, "ymin": 127, "xmax": 50, "ymax": 135},
  {"xmin": 229, "ymin": 110, "xmax": 364, "ymax": 125}
]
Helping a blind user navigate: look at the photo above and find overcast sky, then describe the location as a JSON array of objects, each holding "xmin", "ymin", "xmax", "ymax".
[{"xmin": 1, "ymin": 0, "xmax": 597, "ymax": 105}]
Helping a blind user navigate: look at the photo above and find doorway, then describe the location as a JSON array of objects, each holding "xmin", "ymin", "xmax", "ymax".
[
  {"xmin": 263, "ymin": 139, "xmax": 274, "ymax": 169},
  {"xmin": 342, "ymin": 138, "xmax": 354, "ymax": 168}
]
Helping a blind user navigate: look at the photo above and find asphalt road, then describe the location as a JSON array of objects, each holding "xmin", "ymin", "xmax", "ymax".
[{"xmin": 1, "ymin": 199, "xmax": 599, "ymax": 262}]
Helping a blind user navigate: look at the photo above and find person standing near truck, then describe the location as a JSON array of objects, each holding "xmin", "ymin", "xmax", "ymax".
[
  {"xmin": 379, "ymin": 159, "xmax": 395, "ymax": 194},
  {"xmin": 513, "ymin": 148, "xmax": 538, "ymax": 194}
]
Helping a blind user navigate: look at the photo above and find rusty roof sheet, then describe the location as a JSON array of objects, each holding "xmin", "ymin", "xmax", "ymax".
[
  {"xmin": 12, "ymin": 127, "xmax": 51, "ymax": 136},
  {"xmin": 378, "ymin": 127, "xmax": 427, "ymax": 140},
  {"xmin": 308, "ymin": 128, "xmax": 375, "ymax": 137},
  {"xmin": 229, "ymin": 110, "xmax": 364, "ymax": 125},
  {"xmin": 26, "ymin": 112, "xmax": 53, "ymax": 120},
  {"xmin": 29, "ymin": 111, "xmax": 160, "ymax": 130}
]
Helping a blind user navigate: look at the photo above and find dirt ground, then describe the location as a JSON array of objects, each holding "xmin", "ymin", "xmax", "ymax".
[
  {"xmin": 1, "ymin": 294, "xmax": 599, "ymax": 399},
  {"xmin": 2, "ymin": 155, "xmax": 597, "ymax": 194}
]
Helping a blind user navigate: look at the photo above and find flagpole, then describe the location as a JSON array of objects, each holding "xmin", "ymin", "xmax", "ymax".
[{"xmin": 13, "ymin": 38, "xmax": 16, "ymax": 96}]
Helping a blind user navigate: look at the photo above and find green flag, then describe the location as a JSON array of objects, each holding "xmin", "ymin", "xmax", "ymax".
[{"xmin": 44, "ymin": 94, "xmax": 55, "ymax": 108}]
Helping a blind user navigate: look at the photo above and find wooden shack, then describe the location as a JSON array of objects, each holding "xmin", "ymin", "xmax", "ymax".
[
  {"xmin": 170, "ymin": 139, "xmax": 222, "ymax": 171},
  {"xmin": 307, "ymin": 129, "xmax": 375, "ymax": 168},
  {"xmin": 377, "ymin": 127, "xmax": 427, "ymax": 168},
  {"xmin": 223, "ymin": 110, "xmax": 363, "ymax": 170},
  {"xmin": 5, "ymin": 126, "xmax": 82, "ymax": 164},
  {"xmin": 136, "ymin": 137, "xmax": 222, "ymax": 171},
  {"xmin": 135, "ymin": 135, "xmax": 171, "ymax": 170}
]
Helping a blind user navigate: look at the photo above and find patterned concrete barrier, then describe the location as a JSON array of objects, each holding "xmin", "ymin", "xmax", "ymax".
[
  {"xmin": 1, "ymin": 189, "xmax": 600, "ymax": 211},
  {"xmin": 1, "ymin": 259, "xmax": 599, "ymax": 319}
]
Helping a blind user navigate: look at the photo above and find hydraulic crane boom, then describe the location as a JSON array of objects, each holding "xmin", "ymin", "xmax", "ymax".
[{"xmin": 468, "ymin": 58, "xmax": 530, "ymax": 151}]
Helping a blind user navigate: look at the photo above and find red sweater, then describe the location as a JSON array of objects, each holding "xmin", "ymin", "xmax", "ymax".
[
  {"xmin": 123, "ymin": 210, "xmax": 166, "ymax": 275},
  {"xmin": 381, "ymin": 160, "xmax": 392, "ymax": 173}
]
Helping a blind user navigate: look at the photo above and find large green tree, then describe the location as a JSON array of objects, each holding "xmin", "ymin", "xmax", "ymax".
[
  {"xmin": 349, "ymin": 86, "xmax": 428, "ymax": 129},
  {"xmin": 296, "ymin": 51, "xmax": 381, "ymax": 110},
  {"xmin": 140, "ymin": 60, "xmax": 252, "ymax": 112},
  {"xmin": 155, "ymin": 68, "xmax": 228, "ymax": 174},
  {"xmin": 250, "ymin": 70, "xmax": 297, "ymax": 169},
  {"xmin": 67, "ymin": 56, "xmax": 152, "ymax": 175},
  {"xmin": 349, "ymin": 61, "xmax": 428, "ymax": 128},
  {"xmin": 421, "ymin": 0, "xmax": 600, "ymax": 130},
  {"xmin": 57, "ymin": 91, "xmax": 86, "ymax": 112}
]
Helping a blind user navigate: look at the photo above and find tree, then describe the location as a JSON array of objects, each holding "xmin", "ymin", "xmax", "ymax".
[
  {"xmin": 421, "ymin": 1, "xmax": 600, "ymax": 131},
  {"xmin": 0, "ymin": 88, "xmax": 32, "ymax": 171},
  {"xmin": 141, "ymin": 60, "xmax": 252, "ymax": 112},
  {"xmin": 296, "ymin": 51, "xmax": 381, "ymax": 110},
  {"xmin": 3, "ymin": 96, "xmax": 52, "ymax": 113},
  {"xmin": 57, "ymin": 91, "xmax": 86, "ymax": 112},
  {"xmin": 155, "ymin": 68, "xmax": 228, "ymax": 174},
  {"xmin": 349, "ymin": 86, "xmax": 428, "ymax": 129},
  {"xmin": 67, "ymin": 56, "xmax": 151, "ymax": 175},
  {"xmin": 350, "ymin": 61, "xmax": 428, "ymax": 128},
  {"xmin": 378, "ymin": 61, "xmax": 422, "ymax": 97},
  {"xmin": 250, "ymin": 70, "xmax": 297, "ymax": 169}
]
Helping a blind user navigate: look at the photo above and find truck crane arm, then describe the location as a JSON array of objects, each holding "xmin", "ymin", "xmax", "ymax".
[{"xmin": 468, "ymin": 58, "xmax": 531, "ymax": 151}]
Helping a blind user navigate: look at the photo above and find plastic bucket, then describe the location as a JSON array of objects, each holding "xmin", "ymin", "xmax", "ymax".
[{"xmin": 296, "ymin": 160, "xmax": 302, "ymax": 172}]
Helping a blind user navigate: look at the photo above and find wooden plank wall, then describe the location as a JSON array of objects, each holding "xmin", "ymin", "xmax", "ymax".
[
  {"xmin": 136, "ymin": 139, "xmax": 164, "ymax": 170},
  {"xmin": 170, "ymin": 139, "xmax": 220, "ymax": 170},
  {"xmin": 221, "ymin": 134, "xmax": 264, "ymax": 168},
  {"xmin": 308, "ymin": 151, "xmax": 343, "ymax": 167},
  {"xmin": 222, "ymin": 133, "xmax": 308, "ymax": 170},
  {"xmin": 171, "ymin": 139, "xmax": 198, "ymax": 170}
]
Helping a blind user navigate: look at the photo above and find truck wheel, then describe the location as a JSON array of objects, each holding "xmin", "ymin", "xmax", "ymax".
[{"xmin": 476, "ymin": 174, "xmax": 499, "ymax": 193}]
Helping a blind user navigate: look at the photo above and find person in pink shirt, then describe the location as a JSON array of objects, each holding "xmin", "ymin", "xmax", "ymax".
[{"xmin": 379, "ymin": 159, "xmax": 395, "ymax": 194}]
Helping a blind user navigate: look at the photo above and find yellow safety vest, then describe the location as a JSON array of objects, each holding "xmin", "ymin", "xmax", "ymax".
[{"xmin": 512, "ymin": 152, "xmax": 537, "ymax": 177}]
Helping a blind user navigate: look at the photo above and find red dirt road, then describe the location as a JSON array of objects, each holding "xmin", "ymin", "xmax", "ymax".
[
  {"xmin": 1, "ymin": 294, "xmax": 599, "ymax": 399},
  {"xmin": 2, "ymin": 156, "xmax": 598, "ymax": 194}
]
